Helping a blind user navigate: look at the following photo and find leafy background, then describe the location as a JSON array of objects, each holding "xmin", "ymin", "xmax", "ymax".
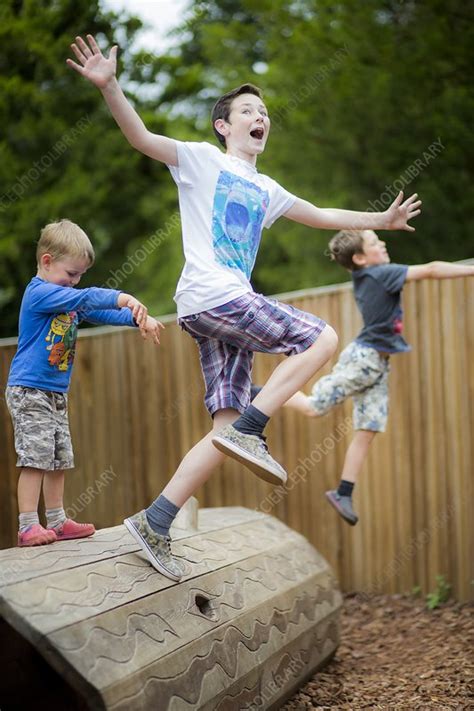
[{"xmin": 1, "ymin": 0, "xmax": 473, "ymax": 336}]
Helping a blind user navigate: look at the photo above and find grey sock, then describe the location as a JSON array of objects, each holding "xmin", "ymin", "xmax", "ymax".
[
  {"xmin": 145, "ymin": 494, "xmax": 180, "ymax": 537},
  {"xmin": 46, "ymin": 507, "xmax": 67, "ymax": 529},
  {"xmin": 232, "ymin": 404, "xmax": 269, "ymax": 438},
  {"xmin": 250, "ymin": 384, "xmax": 263, "ymax": 401},
  {"xmin": 19, "ymin": 511, "xmax": 40, "ymax": 533}
]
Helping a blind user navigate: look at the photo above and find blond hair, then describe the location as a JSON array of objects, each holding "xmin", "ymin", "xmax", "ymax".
[
  {"xmin": 36, "ymin": 219, "xmax": 95, "ymax": 265},
  {"xmin": 328, "ymin": 229, "xmax": 366, "ymax": 270}
]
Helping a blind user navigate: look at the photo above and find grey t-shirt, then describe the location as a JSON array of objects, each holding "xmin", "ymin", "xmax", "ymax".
[{"xmin": 352, "ymin": 263, "xmax": 410, "ymax": 353}]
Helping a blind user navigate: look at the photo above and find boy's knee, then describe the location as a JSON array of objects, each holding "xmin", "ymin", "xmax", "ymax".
[{"xmin": 320, "ymin": 324, "xmax": 338, "ymax": 355}]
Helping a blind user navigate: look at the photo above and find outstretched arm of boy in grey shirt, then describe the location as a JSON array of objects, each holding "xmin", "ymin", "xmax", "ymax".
[{"xmin": 406, "ymin": 261, "xmax": 474, "ymax": 281}]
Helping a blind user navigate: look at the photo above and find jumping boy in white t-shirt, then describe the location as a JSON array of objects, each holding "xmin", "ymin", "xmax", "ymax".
[{"xmin": 67, "ymin": 35, "xmax": 421, "ymax": 580}]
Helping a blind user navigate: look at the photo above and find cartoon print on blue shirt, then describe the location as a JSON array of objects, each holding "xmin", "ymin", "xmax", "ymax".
[
  {"xmin": 212, "ymin": 171, "xmax": 269, "ymax": 278},
  {"xmin": 45, "ymin": 312, "xmax": 78, "ymax": 371}
]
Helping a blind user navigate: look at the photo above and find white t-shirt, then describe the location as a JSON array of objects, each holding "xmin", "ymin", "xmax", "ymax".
[{"xmin": 168, "ymin": 141, "xmax": 296, "ymax": 317}]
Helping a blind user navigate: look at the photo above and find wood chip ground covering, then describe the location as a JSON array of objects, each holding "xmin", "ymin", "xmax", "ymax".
[{"xmin": 283, "ymin": 593, "xmax": 473, "ymax": 710}]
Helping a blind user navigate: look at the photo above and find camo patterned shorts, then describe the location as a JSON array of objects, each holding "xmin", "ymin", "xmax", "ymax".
[
  {"xmin": 308, "ymin": 341, "xmax": 391, "ymax": 432},
  {"xmin": 5, "ymin": 386, "xmax": 74, "ymax": 470}
]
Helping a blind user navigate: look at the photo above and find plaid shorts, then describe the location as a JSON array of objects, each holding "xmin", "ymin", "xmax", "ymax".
[
  {"xmin": 5, "ymin": 386, "xmax": 74, "ymax": 470},
  {"xmin": 179, "ymin": 292, "xmax": 326, "ymax": 415},
  {"xmin": 308, "ymin": 341, "xmax": 390, "ymax": 432}
]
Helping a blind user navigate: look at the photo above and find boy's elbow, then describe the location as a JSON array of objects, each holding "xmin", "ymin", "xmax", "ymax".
[
  {"xmin": 126, "ymin": 128, "xmax": 151, "ymax": 153},
  {"xmin": 128, "ymin": 135, "xmax": 146, "ymax": 152},
  {"xmin": 428, "ymin": 261, "xmax": 444, "ymax": 278}
]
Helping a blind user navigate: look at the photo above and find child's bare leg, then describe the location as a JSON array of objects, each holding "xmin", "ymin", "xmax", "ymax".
[
  {"xmin": 43, "ymin": 470, "xmax": 66, "ymax": 529},
  {"xmin": 283, "ymin": 390, "xmax": 318, "ymax": 417},
  {"xmin": 326, "ymin": 430, "xmax": 377, "ymax": 526},
  {"xmin": 17, "ymin": 468, "xmax": 57, "ymax": 545},
  {"xmin": 42, "ymin": 470, "xmax": 65, "ymax": 509},
  {"xmin": 18, "ymin": 467, "xmax": 44, "ymax": 512},
  {"xmin": 124, "ymin": 409, "xmax": 239, "ymax": 581},
  {"xmin": 161, "ymin": 408, "xmax": 238, "ymax": 506},
  {"xmin": 340, "ymin": 430, "xmax": 377, "ymax": 483},
  {"xmin": 252, "ymin": 325, "xmax": 338, "ymax": 415}
]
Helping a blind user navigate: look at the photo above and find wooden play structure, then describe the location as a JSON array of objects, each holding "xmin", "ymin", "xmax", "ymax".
[{"xmin": 0, "ymin": 506, "xmax": 341, "ymax": 710}]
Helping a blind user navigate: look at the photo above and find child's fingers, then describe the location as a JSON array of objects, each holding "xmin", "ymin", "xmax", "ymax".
[
  {"xmin": 75, "ymin": 36, "xmax": 93, "ymax": 58},
  {"xmin": 132, "ymin": 302, "xmax": 146, "ymax": 324},
  {"xmin": 137, "ymin": 306, "xmax": 148, "ymax": 325},
  {"xmin": 392, "ymin": 191, "xmax": 404, "ymax": 207},
  {"xmin": 86, "ymin": 34, "xmax": 101, "ymax": 55},
  {"xmin": 70, "ymin": 43, "xmax": 87, "ymax": 65},
  {"xmin": 66, "ymin": 58, "xmax": 85, "ymax": 75}
]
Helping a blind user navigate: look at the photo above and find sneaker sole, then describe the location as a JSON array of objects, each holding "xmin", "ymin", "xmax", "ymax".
[
  {"xmin": 123, "ymin": 517, "xmax": 182, "ymax": 581},
  {"xmin": 212, "ymin": 435, "xmax": 287, "ymax": 486},
  {"xmin": 53, "ymin": 529, "xmax": 96, "ymax": 541},
  {"xmin": 18, "ymin": 535, "xmax": 56, "ymax": 547},
  {"xmin": 325, "ymin": 492, "xmax": 358, "ymax": 526}
]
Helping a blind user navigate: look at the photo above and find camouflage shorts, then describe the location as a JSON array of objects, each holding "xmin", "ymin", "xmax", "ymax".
[
  {"xmin": 308, "ymin": 341, "xmax": 390, "ymax": 432},
  {"xmin": 5, "ymin": 386, "xmax": 74, "ymax": 470}
]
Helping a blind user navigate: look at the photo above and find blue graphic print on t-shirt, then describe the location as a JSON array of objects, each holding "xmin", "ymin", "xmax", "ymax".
[{"xmin": 212, "ymin": 171, "xmax": 269, "ymax": 278}]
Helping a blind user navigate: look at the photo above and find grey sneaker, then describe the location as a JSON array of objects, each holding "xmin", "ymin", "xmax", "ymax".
[
  {"xmin": 123, "ymin": 510, "xmax": 187, "ymax": 581},
  {"xmin": 212, "ymin": 424, "xmax": 287, "ymax": 486},
  {"xmin": 325, "ymin": 490, "xmax": 358, "ymax": 526}
]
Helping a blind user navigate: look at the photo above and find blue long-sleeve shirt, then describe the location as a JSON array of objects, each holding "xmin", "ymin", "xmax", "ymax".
[{"xmin": 7, "ymin": 276, "xmax": 137, "ymax": 392}]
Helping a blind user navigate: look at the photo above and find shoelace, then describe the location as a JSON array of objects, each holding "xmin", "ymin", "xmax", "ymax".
[{"xmin": 257, "ymin": 434, "xmax": 269, "ymax": 453}]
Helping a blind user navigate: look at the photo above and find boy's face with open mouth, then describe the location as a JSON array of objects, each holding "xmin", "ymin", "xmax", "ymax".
[{"xmin": 223, "ymin": 93, "xmax": 270, "ymax": 160}]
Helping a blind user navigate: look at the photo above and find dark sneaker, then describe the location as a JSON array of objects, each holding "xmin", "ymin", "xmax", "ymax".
[
  {"xmin": 212, "ymin": 424, "xmax": 287, "ymax": 486},
  {"xmin": 123, "ymin": 510, "xmax": 187, "ymax": 581},
  {"xmin": 325, "ymin": 490, "xmax": 359, "ymax": 526}
]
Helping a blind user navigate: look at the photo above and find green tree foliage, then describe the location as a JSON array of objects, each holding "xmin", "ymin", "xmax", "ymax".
[
  {"xmin": 1, "ymin": 0, "xmax": 473, "ymax": 337},
  {"xmin": 0, "ymin": 0, "xmax": 188, "ymax": 336}
]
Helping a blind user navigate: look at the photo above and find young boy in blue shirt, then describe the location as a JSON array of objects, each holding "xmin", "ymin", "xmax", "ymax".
[
  {"xmin": 6, "ymin": 219, "xmax": 162, "ymax": 546},
  {"xmin": 284, "ymin": 229, "xmax": 474, "ymax": 525},
  {"xmin": 67, "ymin": 36, "xmax": 421, "ymax": 580}
]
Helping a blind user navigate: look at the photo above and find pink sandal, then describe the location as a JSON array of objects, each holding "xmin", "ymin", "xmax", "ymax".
[
  {"xmin": 48, "ymin": 518, "xmax": 95, "ymax": 541},
  {"xmin": 18, "ymin": 523, "xmax": 57, "ymax": 547}
]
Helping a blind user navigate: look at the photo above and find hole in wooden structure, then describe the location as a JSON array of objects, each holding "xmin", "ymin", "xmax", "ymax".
[{"xmin": 194, "ymin": 594, "xmax": 216, "ymax": 619}]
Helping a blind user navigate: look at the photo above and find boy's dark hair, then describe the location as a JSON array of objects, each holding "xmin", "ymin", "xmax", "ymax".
[
  {"xmin": 328, "ymin": 230, "xmax": 366, "ymax": 270},
  {"xmin": 211, "ymin": 83, "xmax": 263, "ymax": 147}
]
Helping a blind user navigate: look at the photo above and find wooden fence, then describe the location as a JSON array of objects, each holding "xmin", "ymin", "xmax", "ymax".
[{"xmin": 1, "ymin": 275, "xmax": 473, "ymax": 601}]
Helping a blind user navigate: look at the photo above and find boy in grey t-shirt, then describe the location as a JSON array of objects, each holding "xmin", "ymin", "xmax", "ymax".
[{"xmin": 285, "ymin": 230, "xmax": 474, "ymax": 525}]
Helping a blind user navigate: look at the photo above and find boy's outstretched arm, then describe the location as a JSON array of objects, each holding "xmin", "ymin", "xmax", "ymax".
[
  {"xmin": 67, "ymin": 35, "xmax": 177, "ymax": 165},
  {"xmin": 406, "ymin": 261, "xmax": 474, "ymax": 281},
  {"xmin": 284, "ymin": 191, "xmax": 421, "ymax": 232}
]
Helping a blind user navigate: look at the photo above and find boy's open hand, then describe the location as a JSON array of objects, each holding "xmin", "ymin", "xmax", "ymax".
[
  {"xmin": 119, "ymin": 295, "xmax": 147, "ymax": 327},
  {"xmin": 385, "ymin": 192, "xmax": 422, "ymax": 232},
  {"xmin": 66, "ymin": 35, "xmax": 117, "ymax": 89},
  {"xmin": 139, "ymin": 316, "xmax": 165, "ymax": 346}
]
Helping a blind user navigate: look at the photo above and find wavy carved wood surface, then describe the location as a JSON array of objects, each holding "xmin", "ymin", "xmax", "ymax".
[{"xmin": 0, "ymin": 507, "xmax": 341, "ymax": 710}]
